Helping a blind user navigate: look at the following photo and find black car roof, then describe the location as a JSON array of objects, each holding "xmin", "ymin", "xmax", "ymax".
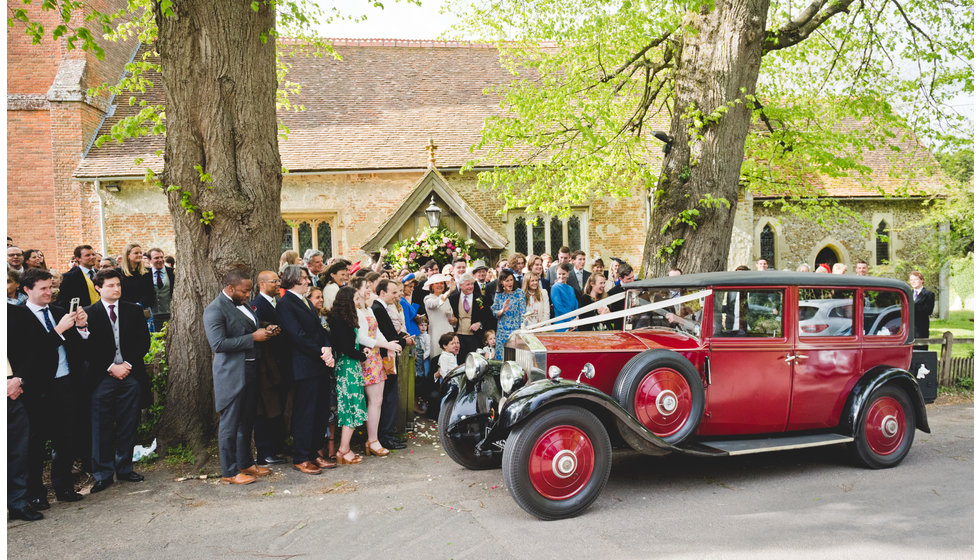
[
  {"xmin": 628, "ymin": 271, "xmax": 912, "ymax": 296},
  {"xmin": 627, "ymin": 271, "xmax": 915, "ymax": 344}
]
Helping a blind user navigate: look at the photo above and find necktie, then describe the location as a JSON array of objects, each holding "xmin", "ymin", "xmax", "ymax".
[
  {"xmin": 88, "ymin": 269, "xmax": 95, "ymax": 281},
  {"xmin": 464, "ymin": 295, "xmax": 470, "ymax": 312},
  {"xmin": 156, "ymin": 270, "xmax": 163, "ymax": 288},
  {"xmin": 41, "ymin": 307, "xmax": 55, "ymax": 331},
  {"xmin": 109, "ymin": 304, "xmax": 117, "ymax": 323}
]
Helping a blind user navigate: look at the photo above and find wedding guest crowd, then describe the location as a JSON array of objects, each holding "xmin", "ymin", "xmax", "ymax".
[{"xmin": 7, "ymin": 233, "xmax": 933, "ymax": 519}]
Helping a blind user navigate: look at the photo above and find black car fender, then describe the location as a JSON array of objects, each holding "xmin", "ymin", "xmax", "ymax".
[
  {"xmin": 841, "ymin": 366, "xmax": 931, "ymax": 436},
  {"xmin": 478, "ymin": 379, "xmax": 719, "ymax": 456}
]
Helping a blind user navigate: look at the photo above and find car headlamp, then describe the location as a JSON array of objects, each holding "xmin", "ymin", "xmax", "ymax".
[
  {"xmin": 464, "ymin": 352, "xmax": 489, "ymax": 381},
  {"xmin": 500, "ymin": 361, "xmax": 528, "ymax": 394}
]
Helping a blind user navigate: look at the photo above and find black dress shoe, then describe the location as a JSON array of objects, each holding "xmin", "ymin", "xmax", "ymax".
[
  {"xmin": 256, "ymin": 455, "xmax": 286, "ymax": 466},
  {"xmin": 9, "ymin": 507, "xmax": 43, "ymax": 522},
  {"xmin": 381, "ymin": 440, "xmax": 407, "ymax": 450},
  {"xmin": 117, "ymin": 471, "xmax": 144, "ymax": 483},
  {"xmin": 55, "ymin": 490, "xmax": 83, "ymax": 502},
  {"xmin": 28, "ymin": 497, "xmax": 50, "ymax": 511},
  {"xmin": 90, "ymin": 479, "xmax": 113, "ymax": 493}
]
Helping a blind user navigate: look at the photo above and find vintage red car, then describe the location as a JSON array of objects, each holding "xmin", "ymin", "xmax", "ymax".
[{"xmin": 437, "ymin": 272, "xmax": 930, "ymax": 519}]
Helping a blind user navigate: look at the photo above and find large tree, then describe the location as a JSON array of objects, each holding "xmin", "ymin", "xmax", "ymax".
[
  {"xmin": 453, "ymin": 0, "xmax": 973, "ymax": 276},
  {"xmin": 10, "ymin": 0, "xmax": 334, "ymax": 460}
]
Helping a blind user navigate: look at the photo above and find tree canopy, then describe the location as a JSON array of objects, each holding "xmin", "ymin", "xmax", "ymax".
[{"xmin": 449, "ymin": 0, "xmax": 973, "ymax": 273}]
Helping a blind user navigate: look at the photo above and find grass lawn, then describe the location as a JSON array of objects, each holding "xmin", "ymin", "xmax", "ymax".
[{"xmin": 930, "ymin": 310, "xmax": 974, "ymax": 358}]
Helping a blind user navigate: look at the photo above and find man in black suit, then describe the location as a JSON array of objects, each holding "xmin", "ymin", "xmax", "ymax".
[
  {"xmin": 909, "ymin": 270, "xmax": 935, "ymax": 346},
  {"xmin": 448, "ymin": 274, "xmax": 491, "ymax": 357},
  {"xmin": 250, "ymin": 270, "xmax": 290, "ymax": 466},
  {"xmin": 84, "ymin": 269, "xmax": 151, "ymax": 493},
  {"xmin": 55, "ymin": 245, "xmax": 100, "ymax": 309},
  {"xmin": 276, "ymin": 265, "xmax": 336, "ymax": 475},
  {"xmin": 373, "ymin": 279, "xmax": 411, "ymax": 450},
  {"xmin": 7, "ymin": 359, "xmax": 41, "ymax": 521},
  {"xmin": 606, "ymin": 263, "xmax": 636, "ymax": 331},
  {"xmin": 566, "ymin": 250, "xmax": 589, "ymax": 296},
  {"xmin": 145, "ymin": 248, "xmax": 175, "ymax": 332},
  {"xmin": 8, "ymin": 268, "xmax": 91, "ymax": 507}
]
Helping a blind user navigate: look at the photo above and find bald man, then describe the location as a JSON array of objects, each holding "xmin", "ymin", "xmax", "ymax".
[{"xmin": 250, "ymin": 271, "xmax": 290, "ymax": 465}]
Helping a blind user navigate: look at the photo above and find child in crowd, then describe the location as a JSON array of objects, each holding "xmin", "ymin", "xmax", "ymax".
[
  {"xmin": 436, "ymin": 333, "xmax": 460, "ymax": 381},
  {"xmin": 479, "ymin": 330, "xmax": 496, "ymax": 359},
  {"xmin": 550, "ymin": 263, "xmax": 578, "ymax": 332},
  {"xmin": 414, "ymin": 315, "xmax": 431, "ymax": 416}
]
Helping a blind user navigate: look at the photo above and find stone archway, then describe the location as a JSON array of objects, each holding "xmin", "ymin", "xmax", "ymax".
[{"xmin": 815, "ymin": 246, "xmax": 839, "ymax": 268}]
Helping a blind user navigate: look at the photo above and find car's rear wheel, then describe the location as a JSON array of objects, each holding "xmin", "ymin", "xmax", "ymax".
[
  {"xmin": 613, "ymin": 350, "xmax": 704, "ymax": 444},
  {"xmin": 502, "ymin": 406, "xmax": 611, "ymax": 520},
  {"xmin": 852, "ymin": 384, "xmax": 916, "ymax": 469},
  {"xmin": 438, "ymin": 396, "xmax": 501, "ymax": 470}
]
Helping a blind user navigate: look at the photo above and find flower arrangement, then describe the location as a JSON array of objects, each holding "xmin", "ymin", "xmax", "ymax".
[{"xmin": 384, "ymin": 226, "xmax": 476, "ymax": 270}]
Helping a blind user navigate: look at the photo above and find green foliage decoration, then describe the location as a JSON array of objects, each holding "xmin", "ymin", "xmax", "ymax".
[
  {"xmin": 384, "ymin": 226, "xmax": 476, "ymax": 270},
  {"xmin": 138, "ymin": 326, "xmax": 169, "ymax": 444}
]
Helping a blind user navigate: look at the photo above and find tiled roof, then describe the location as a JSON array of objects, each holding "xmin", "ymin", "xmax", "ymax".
[{"xmin": 73, "ymin": 39, "xmax": 947, "ymax": 198}]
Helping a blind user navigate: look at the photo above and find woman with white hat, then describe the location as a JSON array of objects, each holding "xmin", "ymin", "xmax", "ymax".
[{"xmin": 423, "ymin": 273, "xmax": 456, "ymax": 367}]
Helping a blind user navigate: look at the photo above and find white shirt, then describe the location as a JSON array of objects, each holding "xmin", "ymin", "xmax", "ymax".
[
  {"xmin": 223, "ymin": 291, "xmax": 256, "ymax": 325},
  {"xmin": 100, "ymin": 299, "xmax": 126, "ymax": 365},
  {"xmin": 152, "ymin": 266, "xmax": 169, "ymax": 287},
  {"xmin": 260, "ymin": 292, "xmax": 276, "ymax": 308}
]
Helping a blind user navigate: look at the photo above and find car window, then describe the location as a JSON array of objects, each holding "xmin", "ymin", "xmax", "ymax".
[
  {"xmin": 625, "ymin": 287, "xmax": 704, "ymax": 337},
  {"xmin": 864, "ymin": 290, "xmax": 905, "ymax": 336},
  {"xmin": 712, "ymin": 289, "xmax": 784, "ymax": 338},
  {"xmin": 798, "ymin": 289, "xmax": 856, "ymax": 337}
]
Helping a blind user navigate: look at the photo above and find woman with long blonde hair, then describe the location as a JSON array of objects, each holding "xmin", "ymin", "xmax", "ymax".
[
  {"xmin": 117, "ymin": 242, "xmax": 153, "ymax": 309},
  {"xmin": 523, "ymin": 273, "xmax": 550, "ymax": 325}
]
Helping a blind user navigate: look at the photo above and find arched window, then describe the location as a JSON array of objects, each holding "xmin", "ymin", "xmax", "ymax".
[
  {"xmin": 816, "ymin": 246, "xmax": 839, "ymax": 269},
  {"xmin": 281, "ymin": 215, "xmax": 335, "ymax": 257},
  {"xmin": 875, "ymin": 220, "xmax": 890, "ymax": 266},
  {"xmin": 531, "ymin": 219, "xmax": 545, "ymax": 256},
  {"xmin": 760, "ymin": 224, "xmax": 775, "ymax": 268},
  {"xmin": 297, "ymin": 222, "xmax": 313, "ymax": 255},
  {"xmin": 514, "ymin": 216, "xmax": 528, "ymax": 255},
  {"xmin": 567, "ymin": 215, "xmax": 582, "ymax": 252},
  {"xmin": 550, "ymin": 217, "xmax": 563, "ymax": 253}
]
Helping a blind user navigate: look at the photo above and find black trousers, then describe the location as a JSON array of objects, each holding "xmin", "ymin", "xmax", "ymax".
[
  {"xmin": 8, "ymin": 396, "xmax": 30, "ymax": 510},
  {"xmin": 151, "ymin": 313, "xmax": 170, "ymax": 333},
  {"xmin": 217, "ymin": 362, "xmax": 258, "ymax": 477},
  {"xmin": 26, "ymin": 377, "xmax": 78, "ymax": 497},
  {"xmin": 91, "ymin": 374, "xmax": 140, "ymax": 483},
  {"xmin": 457, "ymin": 333, "xmax": 481, "ymax": 358},
  {"xmin": 379, "ymin": 371, "xmax": 398, "ymax": 443},
  {"xmin": 291, "ymin": 374, "xmax": 329, "ymax": 464}
]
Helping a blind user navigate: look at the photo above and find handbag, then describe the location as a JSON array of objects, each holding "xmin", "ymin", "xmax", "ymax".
[{"xmin": 382, "ymin": 355, "xmax": 396, "ymax": 375}]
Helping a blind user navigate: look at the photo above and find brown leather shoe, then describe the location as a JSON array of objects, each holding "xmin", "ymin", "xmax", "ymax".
[
  {"xmin": 241, "ymin": 465, "xmax": 272, "ymax": 477},
  {"xmin": 313, "ymin": 456, "xmax": 337, "ymax": 469},
  {"xmin": 292, "ymin": 461, "xmax": 322, "ymax": 475},
  {"xmin": 221, "ymin": 473, "xmax": 256, "ymax": 485}
]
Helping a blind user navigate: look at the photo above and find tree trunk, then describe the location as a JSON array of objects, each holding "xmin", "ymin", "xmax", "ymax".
[
  {"xmin": 154, "ymin": 1, "xmax": 282, "ymax": 461},
  {"xmin": 642, "ymin": 0, "xmax": 769, "ymax": 277}
]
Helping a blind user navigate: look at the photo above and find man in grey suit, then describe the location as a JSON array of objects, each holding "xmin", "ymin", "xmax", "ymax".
[{"xmin": 203, "ymin": 268, "xmax": 277, "ymax": 485}]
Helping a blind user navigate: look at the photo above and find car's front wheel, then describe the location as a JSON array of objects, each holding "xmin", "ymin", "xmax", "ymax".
[
  {"xmin": 502, "ymin": 406, "xmax": 611, "ymax": 520},
  {"xmin": 613, "ymin": 350, "xmax": 704, "ymax": 444},
  {"xmin": 438, "ymin": 396, "xmax": 502, "ymax": 470},
  {"xmin": 852, "ymin": 384, "xmax": 916, "ymax": 469}
]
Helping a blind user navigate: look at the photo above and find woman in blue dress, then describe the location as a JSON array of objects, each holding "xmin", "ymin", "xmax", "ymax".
[{"xmin": 490, "ymin": 269, "xmax": 527, "ymax": 360}]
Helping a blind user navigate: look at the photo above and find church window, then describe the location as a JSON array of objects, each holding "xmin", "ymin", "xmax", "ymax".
[
  {"xmin": 511, "ymin": 209, "xmax": 589, "ymax": 258},
  {"xmin": 760, "ymin": 224, "xmax": 775, "ymax": 268},
  {"xmin": 281, "ymin": 214, "xmax": 335, "ymax": 258},
  {"xmin": 875, "ymin": 221, "xmax": 890, "ymax": 266}
]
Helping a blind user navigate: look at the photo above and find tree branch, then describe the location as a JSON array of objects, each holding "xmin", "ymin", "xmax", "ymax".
[
  {"xmin": 763, "ymin": 0, "xmax": 859, "ymax": 53},
  {"xmin": 599, "ymin": 27, "xmax": 676, "ymax": 83}
]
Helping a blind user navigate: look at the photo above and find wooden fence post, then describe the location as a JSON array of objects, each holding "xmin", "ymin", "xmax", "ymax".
[{"xmin": 940, "ymin": 331, "xmax": 955, "ymax": 386}]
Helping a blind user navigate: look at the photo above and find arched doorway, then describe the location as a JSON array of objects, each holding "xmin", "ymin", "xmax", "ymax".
[{"xmin": 815, "ymin": 246, "xmax": 839, "ymax": 269}]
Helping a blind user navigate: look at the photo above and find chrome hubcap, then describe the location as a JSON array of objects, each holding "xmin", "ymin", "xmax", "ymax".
[
  {"xmin": 656, "ymin": 390, "xmax": 678, "ymax": 416},
  {"xmin": 552, "ymin": 450, "xmax": 577, "ymax": 478},
  {"xmin": 881, "ymin": 415, "xmax": 899, "ymax": 438}
]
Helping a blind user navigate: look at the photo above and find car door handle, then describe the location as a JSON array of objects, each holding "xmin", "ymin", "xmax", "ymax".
[
  {"xmin": 795, "ymin": 354, "xmax": 808, "ymax": 361},
  {"xmin": 784, "ymin": 354, "xmax": 797, "ymax": 363}
]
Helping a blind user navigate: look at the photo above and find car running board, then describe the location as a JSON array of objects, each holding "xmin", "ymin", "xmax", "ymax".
[{"xmin": 679, "ymin": 433, "xmax": 855, "ymax": 457}]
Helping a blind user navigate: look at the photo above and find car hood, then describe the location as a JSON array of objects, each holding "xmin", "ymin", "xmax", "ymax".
[{"xmin": 525, "ymin": 329, "xmax": 701, "ymax": 353}]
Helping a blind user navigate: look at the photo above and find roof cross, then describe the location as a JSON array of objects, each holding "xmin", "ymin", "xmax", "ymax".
[{"xmin": 425, "ymin": 138, "xmax": 438, "ymax": 168}]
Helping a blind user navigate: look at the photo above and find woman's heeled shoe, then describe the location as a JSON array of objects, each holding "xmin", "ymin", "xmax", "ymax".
[
  {"xmin": 365, "ymin": 440, "xmax": 390, "ymax": 457},
  {"xmin": 336, "ymin": 449, "xmax": 363, "ymax": 465}
]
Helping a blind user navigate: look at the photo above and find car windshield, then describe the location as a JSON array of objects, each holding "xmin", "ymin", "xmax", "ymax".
[{"xmin": 624, "ymin": 287, "xmax": 705, "ymax": 337}]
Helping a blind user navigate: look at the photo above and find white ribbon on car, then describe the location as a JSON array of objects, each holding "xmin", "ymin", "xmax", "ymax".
[{"xmin": 523, "ymin": 289, "xmax": 713, "ymax": 334}]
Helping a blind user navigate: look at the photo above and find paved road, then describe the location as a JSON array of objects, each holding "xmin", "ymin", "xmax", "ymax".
[{"xmin": 8, "ymin": 402, "xmax": 973, "ymax": 559}]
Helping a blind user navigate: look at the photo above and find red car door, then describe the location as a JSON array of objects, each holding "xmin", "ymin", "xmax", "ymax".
[{"xmin": 701, "ymin": 288, "xmax": 793, "ymax": 436}]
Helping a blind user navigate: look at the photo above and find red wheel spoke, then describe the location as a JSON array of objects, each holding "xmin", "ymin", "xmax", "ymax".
[{"xmin": 527, "ymin": 425, "xmax": 596, "ymax": 500}]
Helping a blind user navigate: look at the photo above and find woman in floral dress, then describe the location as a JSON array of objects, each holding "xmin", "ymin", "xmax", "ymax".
[
  {"xmin": 491, "ymin": 269, "xmax": 526, "ymax": 360},
  {"xmin": 327, "ymin": 286, "xmax": 368, "ymax": 465},
  {"xmin": 353, "ymin": 277, "xmax": 402, "ymax": 457}
]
